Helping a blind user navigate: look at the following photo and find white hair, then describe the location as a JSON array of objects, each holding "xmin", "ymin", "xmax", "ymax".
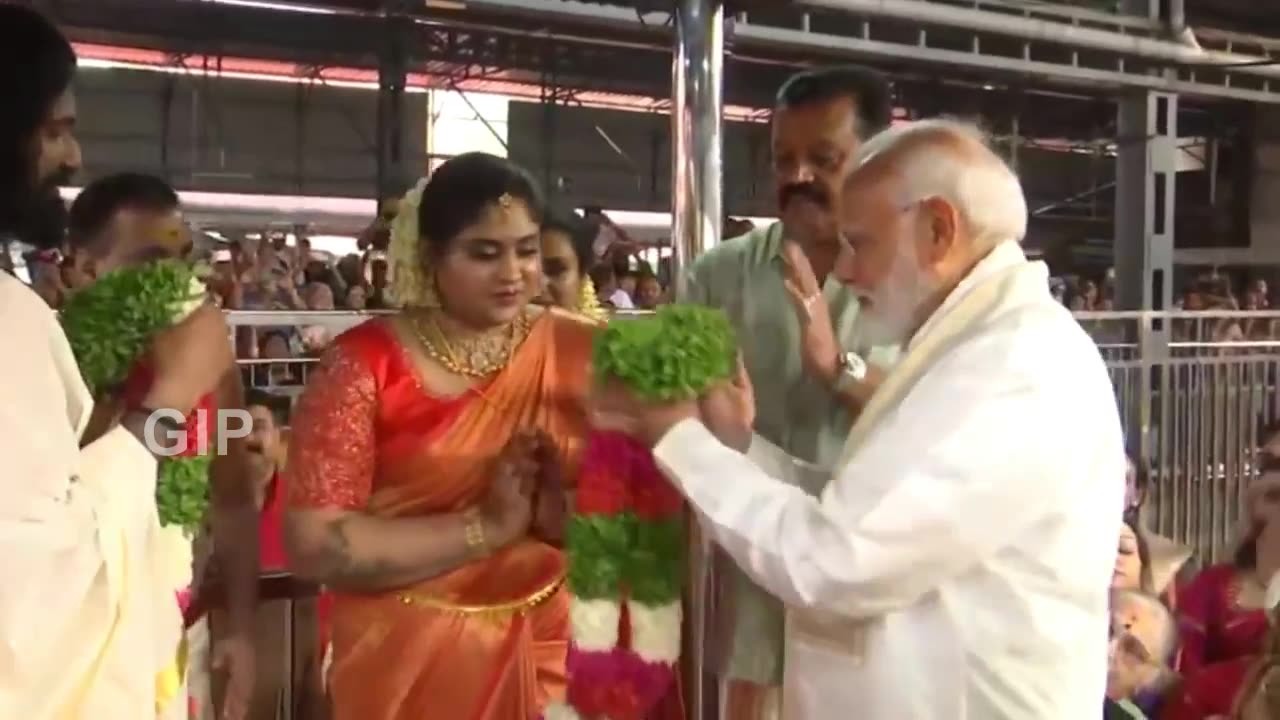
[
  {"xmin": 1112, "ymin": 588, "xmax": 1178, "ymax": 665},
  {"xmin": 854, "ymin": 118, "xmax": 1028, "ymax": 250}
]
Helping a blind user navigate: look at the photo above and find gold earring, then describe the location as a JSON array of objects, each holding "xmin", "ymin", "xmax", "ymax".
[{"xmin": 577, "ymin": 277, "xmax": 606, "ymax": 321}]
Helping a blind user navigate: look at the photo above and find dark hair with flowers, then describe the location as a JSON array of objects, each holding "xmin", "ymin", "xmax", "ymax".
[{"xmin": 417, "ymin": 152, "xmax": 544, "ymax": 256}]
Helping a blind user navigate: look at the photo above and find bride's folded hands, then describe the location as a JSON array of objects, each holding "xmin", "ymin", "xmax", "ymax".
[
  {"xmin": 478, "ymin": 430, "xmax": 543, "ymax": 547},
  {"xmin": 285, "ymin": 430, "xmax": 545, "ymax": 593},
  {"xmin": 528, "ymin": 431, "xmax": 569, "ymax": 544}
]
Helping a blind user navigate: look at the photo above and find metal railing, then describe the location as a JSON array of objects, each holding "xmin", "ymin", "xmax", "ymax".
[
  {"xmin": 225, "ymin": 307, "xmax": 1280, "ymax": 561},
  {"xmin": 1075, "ymin": 310, "xmax": 1280, "ymax": 564}
]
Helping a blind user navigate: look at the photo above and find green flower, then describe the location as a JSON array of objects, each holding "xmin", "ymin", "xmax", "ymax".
[{"xmin": 593, "ymin": 304, "xmax": 737, "ymax": 401}]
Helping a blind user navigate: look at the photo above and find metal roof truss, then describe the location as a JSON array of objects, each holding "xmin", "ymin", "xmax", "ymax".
[{"xmin": 458, "ymin": 0, "xmax": 1280, "ymax": 104}]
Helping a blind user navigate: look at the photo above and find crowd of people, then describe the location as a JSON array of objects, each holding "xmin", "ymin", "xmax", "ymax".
[
  {"xmin": 1110, "ymin": 446, "xmax": 1280, "ymax": 719},
  {"xmin": 5, "ymin": 4, "xmax": 1280, "ymax": 720},
  {"xmin": 3, "ymin": 187, "xmax": 677, "ymax": 396}
]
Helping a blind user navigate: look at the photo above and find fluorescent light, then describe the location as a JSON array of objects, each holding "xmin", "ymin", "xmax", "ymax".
[
  {"xmin": 60, "ymin": 187, "xmax": 377, "ymax": 216},
  {"xmin": 204, "ymin": 230, "xmax": 227, "ymax": 241},
  {"xmin": 589, "ymin": 209, "xmax": 778, "ymax": 230},
  {"xmin": 77, "ymin": 57, "xmax": 428, "ymax": 93},
  {"xmin": 205, "ymin": 0, "xmax": 338, "ymax": 14}
]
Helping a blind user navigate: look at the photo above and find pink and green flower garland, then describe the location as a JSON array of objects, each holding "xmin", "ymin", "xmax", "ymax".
[{"xmin": 546, "ymin": 305, "xmax": 738, "ymax": 720}]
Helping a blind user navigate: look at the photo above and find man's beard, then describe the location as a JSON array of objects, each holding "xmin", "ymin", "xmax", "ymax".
[
  {"xmin": 11, "ymin": 167, "xmax": 73, "ymax": 250},
  {"xmin": 854, "ymin": 242, "xmax": 938, "ymax": 349}
]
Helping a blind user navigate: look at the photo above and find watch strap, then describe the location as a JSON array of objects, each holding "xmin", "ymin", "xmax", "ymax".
[{"xmin": 834, "ymin": 351, "xmax": 868, "ymax": 391}]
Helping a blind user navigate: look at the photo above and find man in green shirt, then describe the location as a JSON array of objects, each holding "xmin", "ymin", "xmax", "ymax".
[{"xmin": 683, "ymin": 66, "xmax": 895, "ymax": 719}]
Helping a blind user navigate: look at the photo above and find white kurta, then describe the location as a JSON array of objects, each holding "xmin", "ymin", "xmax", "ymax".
[
  {"xmin": 653, "ymin": 244, "xmax": 1125, "ymax": 719},
  {"xmin": 0, "ymin": 271, "xmax": 183, "ymax": 718}
]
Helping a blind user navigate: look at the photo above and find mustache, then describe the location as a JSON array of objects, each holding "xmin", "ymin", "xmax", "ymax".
[
  {"xmin": 40, "ymin": 165, "xmax": 77, "ymax": 191},
  {"xmin": 779, "ymin": 182, "xmax": 831, "ymax": 210}
]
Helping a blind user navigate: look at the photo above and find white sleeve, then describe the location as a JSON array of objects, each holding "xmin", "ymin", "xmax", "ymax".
[
  {"xmin": 652, "ymin": 343, "xmax": 1067, "ymax": 619},
  {"xmin": 0, "ymin": 287, "xmax": 158, "ymax": 666}
]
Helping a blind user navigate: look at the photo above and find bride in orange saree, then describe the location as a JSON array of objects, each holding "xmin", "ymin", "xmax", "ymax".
[{"xmin": 284, "ymin": 153, "xmax": 595, "ymax": 719}]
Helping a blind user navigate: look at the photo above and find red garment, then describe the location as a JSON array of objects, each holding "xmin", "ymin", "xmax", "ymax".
[
  {"xmin": 1178, "ymin": 564, "xmax": 1270, "ymax": 672},
  {"xmin": 259, "ymin": 470, "xmax": 334, "ymax": 652},
  {"xmin": 1162, "ymin": 656, "xmax": 1253, "ymax": 720},
  {"xmin": 258, "ymin": 472, "xmax": 289, "ymax": 571},
  {"xmin": 120, "ymin": 361, "xmax": 215, "ymax": 456}
]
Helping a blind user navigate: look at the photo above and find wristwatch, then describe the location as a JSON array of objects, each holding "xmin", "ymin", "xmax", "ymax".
[{"xmin": 833, "ymin": 351, "xmax": 868, "ymax": 392}]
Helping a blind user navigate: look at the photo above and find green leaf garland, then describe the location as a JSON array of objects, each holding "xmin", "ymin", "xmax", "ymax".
[
  {"xmin": 61, "ymin": 259, "xmax": 204, "ymax": 395},
  {"xmin": 592, "ymin": 304, "xmax": 738, "ymax": 401},
  {"xmin": 157, "ymin": 455, "xmax": 213, "ymax": 532},
  {"xmin": 566, "ymin": 512, "xmax": 636, "ymax": 600},
  {"xmin": 61, "ymin": 260, "xmax": 211, "ymax": 532}
]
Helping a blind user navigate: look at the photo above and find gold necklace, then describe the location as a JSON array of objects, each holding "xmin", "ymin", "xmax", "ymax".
[{"xmin": 409, "ymin": 309, "xmax": 532, "ymax": 378}]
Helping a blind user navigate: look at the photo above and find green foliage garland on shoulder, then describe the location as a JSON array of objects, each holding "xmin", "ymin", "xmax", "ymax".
[
  {"xmin": 592, "ymin": 304, "xmax": 737, "ymax": 400},
  {"xmin": 158, "ymin": 455, "xmax": 213, "ymax": 532},
  {"xmin": 60, "ymin": 259, "xmax": 211, "ymax": 533},
  {"xmin": 61, "ymin": 259, "xmax": 204, "ymax": 395}
]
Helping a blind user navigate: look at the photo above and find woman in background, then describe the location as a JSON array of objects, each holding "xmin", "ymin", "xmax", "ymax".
[
  {"xmin": 283, "ymin": 153, "xmax": 596, "ymax": 719},
  {"xmin": 1178, "ymin": 468, "xmax": 1280, "ymax": 673},
  {"xmin": 539, "ymin": 207, "xmax": 606, "ymax": 321},
  {"xmin": 1162, "ymin": 523, "xmax": 1280, "ymax": 720}
]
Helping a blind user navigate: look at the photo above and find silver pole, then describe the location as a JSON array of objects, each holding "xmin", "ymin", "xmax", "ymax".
[{"xmin": 672, "ymin": 1, "xmax": 723, "ymax": 718}]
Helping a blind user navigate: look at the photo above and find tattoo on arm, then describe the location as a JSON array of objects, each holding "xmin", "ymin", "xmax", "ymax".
[{"xmin": 313, "ymin": 517, "xmax": 400, "ymax": 591}]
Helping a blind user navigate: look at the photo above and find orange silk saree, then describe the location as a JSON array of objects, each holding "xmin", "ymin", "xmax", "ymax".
[{"xmin": 286, "ymin": 309, "xmax": 595, "ymax": 720}]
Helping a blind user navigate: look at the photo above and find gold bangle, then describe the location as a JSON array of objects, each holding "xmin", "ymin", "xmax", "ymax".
[{"xmin": 463, "ymin": 507, "xmax": 490, "ymax": 558}]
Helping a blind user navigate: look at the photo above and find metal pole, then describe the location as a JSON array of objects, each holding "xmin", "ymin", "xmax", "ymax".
[{"xmin": 672, "ymin": 1, "xmax": 723, "ymax": 718}]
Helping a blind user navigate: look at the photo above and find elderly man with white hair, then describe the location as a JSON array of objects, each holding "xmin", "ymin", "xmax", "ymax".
[
  {"xmin": 599, "ymin": 118, "xmax": 1125, "ymax": 719},
  {"xmin": 1106, "ymin": 589, "xmax": 1178, "ymax": 719}
]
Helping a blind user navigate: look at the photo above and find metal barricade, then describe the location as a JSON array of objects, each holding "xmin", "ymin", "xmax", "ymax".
[
  {"xmin": 1076, "ymin": 310, "xmax": 1280, "ymax": 564},
  {"xmin": 224, "ymin": 308, "xmax": 1278, "ymax": 609}
]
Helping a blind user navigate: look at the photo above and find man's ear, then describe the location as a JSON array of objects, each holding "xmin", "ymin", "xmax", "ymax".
[{"xmin": 920, "ymin": 196, "xmax": 959, "ymax": 263}]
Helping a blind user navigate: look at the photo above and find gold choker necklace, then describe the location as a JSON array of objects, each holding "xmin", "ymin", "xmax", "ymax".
[{"xmin": 410, "ymin": 309, "xmax": 533, "ymax": 378}]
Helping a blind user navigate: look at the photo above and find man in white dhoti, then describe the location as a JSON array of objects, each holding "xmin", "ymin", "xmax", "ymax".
[
  {"xmin": 0, "ymin": 7, "xmax": 237, "ymax": 717},
  {"xmin": 602, "ymin": 119, "xmax": 1125, "ymax": 718}
]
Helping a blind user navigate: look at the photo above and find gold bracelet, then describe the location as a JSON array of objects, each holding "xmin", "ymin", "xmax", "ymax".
[{"xmin": 463, "ymin": 507, "xmax": 490, "ymax": 558}]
